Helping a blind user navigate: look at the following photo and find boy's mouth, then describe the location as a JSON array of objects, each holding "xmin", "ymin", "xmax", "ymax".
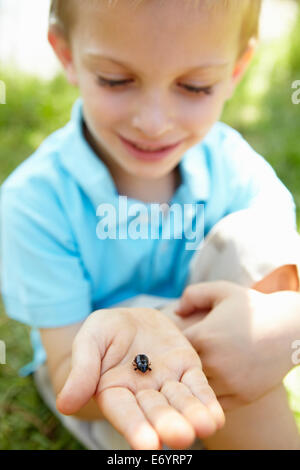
[{"xmin": 118, "ymin": 135, "xmax": 184, "ymax": 161}]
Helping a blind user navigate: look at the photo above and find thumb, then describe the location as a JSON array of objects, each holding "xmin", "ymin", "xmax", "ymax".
[
  {"xmin": 175, "ymin": 281, "xmax": 241, "ymax": 317},
  {"xmin": 56, "ymin": 329, "xmax": 101, "ymax": 415}
]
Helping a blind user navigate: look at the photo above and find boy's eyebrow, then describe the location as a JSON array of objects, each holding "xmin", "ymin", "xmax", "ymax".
[{"xmin": 84, "ymin": 53, "xmax": 230, "ymax": 72}]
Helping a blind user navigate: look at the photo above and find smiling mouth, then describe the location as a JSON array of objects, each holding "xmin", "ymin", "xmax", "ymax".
[
  {"xmin": 132, "ymin": 144, "xmax": 168, "ymax": 152},
  {"xmin": 120, "ymin": 136, "xmax": 182, "ymax": 152},
  {"xmin": 117, "ymin": 134, "xmax": 185, "ymax": 163}
]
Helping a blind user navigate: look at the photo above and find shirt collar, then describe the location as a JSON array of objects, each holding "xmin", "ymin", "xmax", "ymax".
[{"xmin": 60, "ymin": 98, "xmax": 211, "ymax": 210}]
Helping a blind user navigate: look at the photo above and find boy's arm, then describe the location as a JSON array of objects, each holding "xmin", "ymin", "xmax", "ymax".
[{"xmin": 165, "ymin": 265, "xmax": 300, "ymax": 412}]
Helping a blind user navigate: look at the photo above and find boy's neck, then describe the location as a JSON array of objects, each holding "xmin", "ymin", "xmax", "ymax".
[
  {"xmin": 83, "ymin": 121, "xmax": 181, "ymax": 205},
  {"xmin": 114, "ymin": 165, "xmax": 181, "ymax": 205}
]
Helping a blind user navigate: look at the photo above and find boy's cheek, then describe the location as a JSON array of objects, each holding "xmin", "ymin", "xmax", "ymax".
[{"xmin": 252, "ymin": 264, "xmax": 300, "ymax": 294}]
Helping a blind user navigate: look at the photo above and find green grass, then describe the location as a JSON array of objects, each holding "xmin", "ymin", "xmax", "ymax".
[
  {"xmin": 1, "ymin": 12, "xmax": 300, "ymax": 449},
  {"xmin": 0, "ymin": 303, "xmax": 84, "ymax": 449},
  {"xmin": 0, "ymin": 75, "xmax": 84, "ymax": 449}
]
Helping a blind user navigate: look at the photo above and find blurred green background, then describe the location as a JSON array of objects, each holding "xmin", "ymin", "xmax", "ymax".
[{"xmin": 1, "ymin": 2, "xmax": 300, "ymax": 450}]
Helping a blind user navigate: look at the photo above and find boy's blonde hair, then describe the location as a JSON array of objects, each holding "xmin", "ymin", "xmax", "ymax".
[{"xmin": 49, "ymin": 0, "xmax": 262, "ymax": 60}]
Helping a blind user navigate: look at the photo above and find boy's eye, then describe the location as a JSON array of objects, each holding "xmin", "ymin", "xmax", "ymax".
[
  {"xmin": 179, "ymin": 84, "xmax": 213, "ymax": 95},
  {"xmin": 97, "ymin": 77, "xmax": 133, "ymax": 88},
  {"xmin": 96, "ymin": 76, "xmax": 213, "ymax": 95}
]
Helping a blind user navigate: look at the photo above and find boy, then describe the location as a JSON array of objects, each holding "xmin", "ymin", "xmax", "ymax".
[{"xmin": 1, "ymin": 0, "xmax": 300, "ymax": 449}]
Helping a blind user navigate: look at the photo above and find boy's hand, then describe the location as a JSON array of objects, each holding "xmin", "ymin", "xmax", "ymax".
[
  {"xmin": 56, "ymin": 307, "xmax": 225, "ymax": 450},
  {"xmin": 175, "ymin": 281, "xmax": 300, "ymax": 411}
]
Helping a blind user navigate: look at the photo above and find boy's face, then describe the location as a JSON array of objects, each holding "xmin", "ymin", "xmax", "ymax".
[{"xmin": 50, "ymin": 0, "xmax": 253, "ymax": 182}]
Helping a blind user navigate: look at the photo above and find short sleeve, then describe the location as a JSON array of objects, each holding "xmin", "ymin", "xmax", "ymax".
[{"xmin": 0, "ymin": 184, "xmax": 92, "ymax": 329}]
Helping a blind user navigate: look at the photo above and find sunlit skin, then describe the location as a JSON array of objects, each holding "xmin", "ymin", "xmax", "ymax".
[{"xmin": 49, "ymin": 0, "xmax": 256, "ymax": 203}]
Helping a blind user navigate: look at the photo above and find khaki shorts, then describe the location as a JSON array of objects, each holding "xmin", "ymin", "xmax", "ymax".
[{"xmin": 33, "ymin": 209, "xmax": 300, "ymax": 450}]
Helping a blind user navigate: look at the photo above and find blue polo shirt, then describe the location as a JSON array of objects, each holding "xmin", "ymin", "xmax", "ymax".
[{"xmin": 0, "ymin": 98, "xmax": 297, "ymax": 376}]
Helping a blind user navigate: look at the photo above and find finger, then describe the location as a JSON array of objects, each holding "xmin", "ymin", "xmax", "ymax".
[
  {"xmin": 97, "ymin": 387, "xmax": 161, "ymax": 450},
  {"xmin": 56, "ymin": 329, "xmax": 101, "ymax": 415},
  {"xmin": 175, "ymin": 281, "xmax": 241, "ymax": 317},
  {"xmin": 136, "ymin": 389, "xmax": 195, "ymax": 450},
  {"xmin": 160, "ymin": 380, "xmax": 217, "ymax": 440},
  {"xmin": 181, "ymin": 367, "xmax": 225, "ymax": 430}
]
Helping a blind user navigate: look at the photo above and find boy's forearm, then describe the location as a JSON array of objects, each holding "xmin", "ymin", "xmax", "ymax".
[{"xmin": 53, "ymin": 355, "xmax": 104, "ymax": 421}]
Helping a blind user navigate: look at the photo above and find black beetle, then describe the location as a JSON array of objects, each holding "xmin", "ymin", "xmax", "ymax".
[{"xmin": 133, "ymin": 354, "xmax": 152, "ymax": 373}]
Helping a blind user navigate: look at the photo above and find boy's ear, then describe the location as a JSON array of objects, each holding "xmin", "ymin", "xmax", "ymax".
[
  {"xmin": 226, "ymin": 38, "xmax": 258, "ymax": 100},
  {"xmin": 48, "ymin": 27, "xmax": 78, "ymax": 86}
]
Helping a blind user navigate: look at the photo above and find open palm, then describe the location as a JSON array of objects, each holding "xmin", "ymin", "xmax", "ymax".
[{"xmin": 56, "ymin": 307, "xmax": 225, "ymax": 449}]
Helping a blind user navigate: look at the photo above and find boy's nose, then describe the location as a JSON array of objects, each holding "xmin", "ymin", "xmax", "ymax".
[{"xmin": 131, "ymin": 94, "xmax": 174, "ymax": 138}]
